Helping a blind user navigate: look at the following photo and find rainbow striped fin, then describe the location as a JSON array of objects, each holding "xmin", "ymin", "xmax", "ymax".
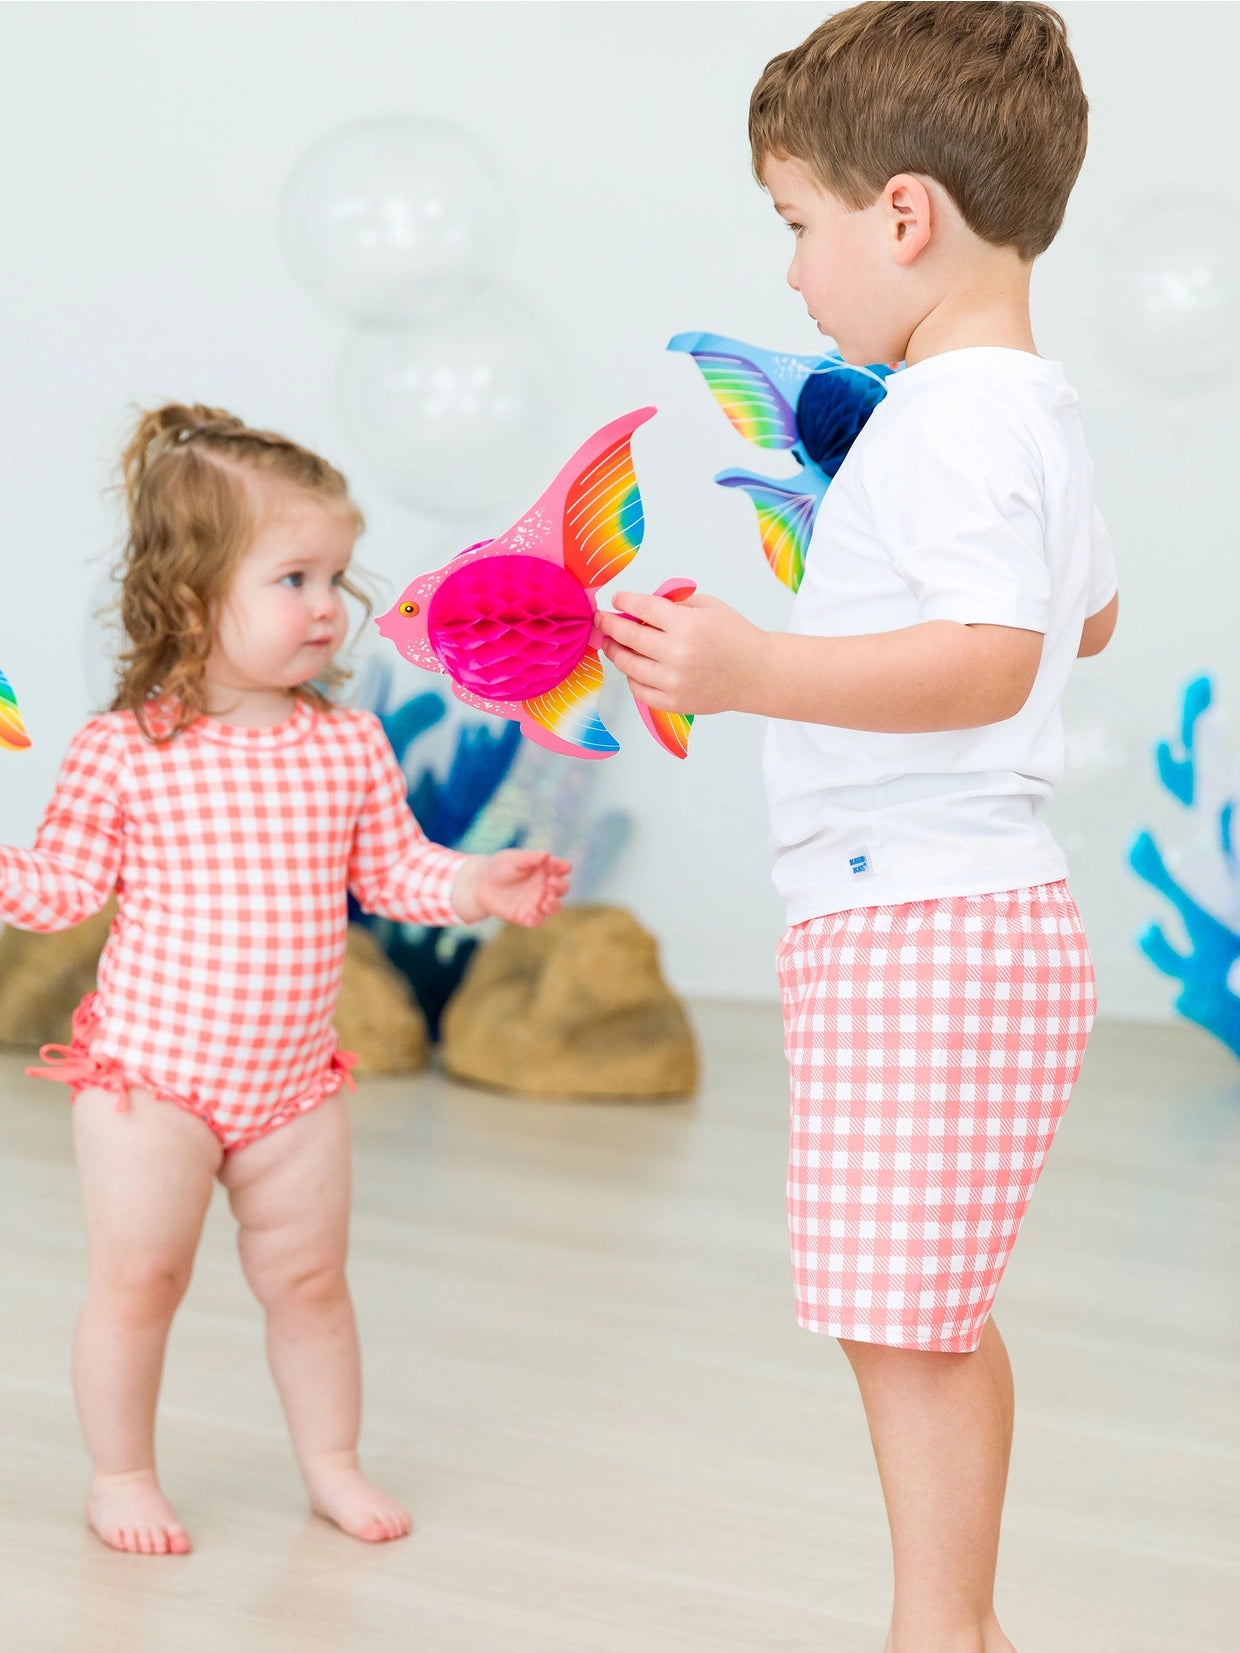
[
  {"xmin": 521, "ymin": 650, "xmax": 619, "ymax": 761},
  {"xmin": 484, "ymin": 408, "xmax": 655, "ymax": 593},
  {"xmin": 714, "ymin": 469, "xmax": 826, "ymax": 594},
  {"xmin": 562, "ymin": 427, "xmax": 647, "ymax": 592},
  {"xmin": 668, "ymin": 332, "xmax": 810, "ymax": 450},
  {"xmin": 636, "ymin": 704, "xmax": 694, "ymax": 760},
  {"xmin": 0, "ymin": 667, "xmax": 31, "ymax": 751}
]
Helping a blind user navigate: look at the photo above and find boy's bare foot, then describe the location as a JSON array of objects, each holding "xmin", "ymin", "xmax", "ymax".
[
  {"xmin": 881, "ymin": 1618, "xmax": 1017, "ymax": 1653},
  {"xmin": 86, "ymin": 1468, "xmax": 191, "ymax": 1555},
  {"xmin": 305, "ymin": 1454, "xmax": 412, "ymax": 1544}
]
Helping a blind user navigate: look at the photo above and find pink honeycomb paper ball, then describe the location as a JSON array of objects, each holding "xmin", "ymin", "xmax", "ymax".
[{"xmin": 427, "ymin": 555, "xmax": 595, "ymax": 701}]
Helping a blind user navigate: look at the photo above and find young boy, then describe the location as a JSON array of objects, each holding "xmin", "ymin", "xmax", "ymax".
[{"xmin": 599, "ymin": 5, "xmax": 1117, "ymax": 1650}]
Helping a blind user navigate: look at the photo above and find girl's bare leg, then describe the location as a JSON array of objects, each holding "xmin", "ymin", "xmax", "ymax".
[
  {"xmin": 843, "ymin": 1319, "xmax": 1018, "ymax": 1653},
  {"xmin": 72, "ymin": 1086, "xmax": 222, "ymax": 1555},
  {"xmin": 219, "ymin": 1095, "xmax": 409, "ymax": 1543}
]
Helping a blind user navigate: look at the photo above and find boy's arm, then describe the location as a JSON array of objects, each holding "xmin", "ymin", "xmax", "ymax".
[
  {"xmin": 598, "ymin": 596, "xmax": 1040, "ymax": 733},
  {"xmin": 1078, "ymin": 591, "xmax": 1118, "ymax": 658},
  {"xmin": 0, "ymin": 720, "xmax": 125, "ymax": 931}
]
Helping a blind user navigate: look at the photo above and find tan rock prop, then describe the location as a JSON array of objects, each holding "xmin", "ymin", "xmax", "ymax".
[
  {"xmin": 0, "ymin": 902, "xmax": 115, "ymax": 1049},
  {"xmin": 0, "ymin": 913, "xmax": 429, "ymax": 1077},
  {"xmin": 440, "ymin": 904, "xmax": 697, "ymax": 1099},
  {"xmin": 334, "ymin": 924, "xmax": 430, "ymax": 1076}
]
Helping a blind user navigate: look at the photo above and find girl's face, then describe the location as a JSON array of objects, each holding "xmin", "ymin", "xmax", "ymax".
[{"xmin": 208, "ymin": 487, "xmax": 356, "ymax": 702}]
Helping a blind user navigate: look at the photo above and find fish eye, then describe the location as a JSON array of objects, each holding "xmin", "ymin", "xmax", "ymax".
[{"xmin": 400, "ymin": 601, "xmax": 419, "ymax": 616}]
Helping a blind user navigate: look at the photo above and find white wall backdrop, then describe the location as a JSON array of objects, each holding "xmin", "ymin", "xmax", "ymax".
[{"xmin": 1, "ymin": 2, "xmax": 1238, "ymax": 1016}]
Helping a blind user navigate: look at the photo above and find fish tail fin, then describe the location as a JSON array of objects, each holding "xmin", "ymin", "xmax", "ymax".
[
  {"xmin": 633, "ymin": 696, "xmax": 693, "ymax": 760},
  {"xmin": 714, "ymin": 468, "xmax": 822, "ymax": 594},
  {"xmin": 0, "ymin": 667, "xmax": 31, "ymax": 751}
]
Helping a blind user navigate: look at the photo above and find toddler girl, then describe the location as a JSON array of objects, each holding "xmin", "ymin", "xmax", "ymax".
[{"xmin": 1, "ymin": 403, "xmax": 570, "ymax": 1554}]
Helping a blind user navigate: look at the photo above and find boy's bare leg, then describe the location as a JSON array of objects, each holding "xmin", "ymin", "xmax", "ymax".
[
  {"xmin": 73, "ymin": 1086, "xmax": 222, "ymax": 1555},
  {"xmin": 842, "ymin": 1320, "xmax": 1018, "ymax": 1653},
  {"xmin": 219, "ymin": 1094, "xmax": 410, "ymax": 1543}
]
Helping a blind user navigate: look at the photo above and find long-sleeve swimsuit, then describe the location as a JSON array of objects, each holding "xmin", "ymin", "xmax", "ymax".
[{"xmin": 0, "ymin": 696, "xmax": 465, "ymax": 1149}]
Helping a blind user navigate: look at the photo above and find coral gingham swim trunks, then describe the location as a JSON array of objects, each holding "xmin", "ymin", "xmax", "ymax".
[{"xmin": 777, "ymin": 881, "xmax": 1096, "ymax": 1352}]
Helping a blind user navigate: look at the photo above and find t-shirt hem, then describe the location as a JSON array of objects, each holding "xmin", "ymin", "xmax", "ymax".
[{"xmin": 781, "ymin": 854, "xmax": 1070, "ymax": 925}]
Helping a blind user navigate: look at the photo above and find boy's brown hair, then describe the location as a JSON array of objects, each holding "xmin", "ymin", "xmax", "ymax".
[{"xmin": 750, "ymin": 1, "xmax": 1088, "ymax": 260}]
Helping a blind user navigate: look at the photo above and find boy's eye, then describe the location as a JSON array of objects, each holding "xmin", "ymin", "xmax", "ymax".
[{"xmin": 281, "ymin": 572, "xmax": 305, "ymax": 588}]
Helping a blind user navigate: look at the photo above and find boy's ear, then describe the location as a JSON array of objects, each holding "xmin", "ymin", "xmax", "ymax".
[{"xmin": 883, "ymin": 174, "xmax": 933, "ymax": 265}]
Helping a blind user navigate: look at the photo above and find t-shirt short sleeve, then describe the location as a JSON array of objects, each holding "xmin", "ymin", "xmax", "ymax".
[
  {"xmin": 1087, "ymin": 502, "xmax": 1118, "ymax": 616},
  {"xmin": 861, "ymin": 389, "xmax": 1051, "ymax": 633}
]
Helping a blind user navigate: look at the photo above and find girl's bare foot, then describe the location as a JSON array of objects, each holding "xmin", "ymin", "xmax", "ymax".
[
  {"xmin": 304, "ymin": 1453, "xmax": 412, "ymax": 1544},
  {"xmin": 86, "ymin": 1468, "xmax": 191, "ymax": 1555}
]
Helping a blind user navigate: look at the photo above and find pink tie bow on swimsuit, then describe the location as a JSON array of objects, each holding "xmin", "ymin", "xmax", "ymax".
[{"xmin": 374, "ymin": 407, "xmax": 696, "ymax": 760}]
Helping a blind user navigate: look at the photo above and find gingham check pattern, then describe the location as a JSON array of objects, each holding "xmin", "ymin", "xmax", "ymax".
[
  {"xmin": 2, "ymin": 699, "xmax": 465, "ymax": 1148},
  {"xmin": 777, "ymin": 882, "xmax": 1095, "ymax": 1352}
]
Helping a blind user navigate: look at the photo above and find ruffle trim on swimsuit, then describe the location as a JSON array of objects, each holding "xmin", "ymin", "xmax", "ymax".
[{"xmin": 27, "ymin": 992, "xmax": 359, "ymax": 1150}]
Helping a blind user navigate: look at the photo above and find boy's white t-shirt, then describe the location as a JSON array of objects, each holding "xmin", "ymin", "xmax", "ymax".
[{"xmin": 763, "ymin": 346, "xmax": 1117, "ymax": 925}]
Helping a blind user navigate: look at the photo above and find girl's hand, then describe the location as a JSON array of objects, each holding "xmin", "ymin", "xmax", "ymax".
[
  {"xmin": 453, "ymin": 850, "xmax": 572, "ymax": 927},
  {"xmin": 596, "ymin": 590, "xmax": 767, "ymax": 715}
]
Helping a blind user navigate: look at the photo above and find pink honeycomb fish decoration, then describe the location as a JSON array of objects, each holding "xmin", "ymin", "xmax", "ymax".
[{"xmin": 375, "ymin": 407, "xmax": 696, "ymax": 760}]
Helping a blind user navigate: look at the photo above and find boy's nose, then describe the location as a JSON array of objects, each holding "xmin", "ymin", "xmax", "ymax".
[{"xmin": 786, "ymin": 259, "xmax": 800, "ymax": 292}]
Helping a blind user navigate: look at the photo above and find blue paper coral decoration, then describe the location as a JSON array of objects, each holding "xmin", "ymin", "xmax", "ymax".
[{"xmin": 1130, "ymin": 675, "xmax": 1240, "ymax": 1058}]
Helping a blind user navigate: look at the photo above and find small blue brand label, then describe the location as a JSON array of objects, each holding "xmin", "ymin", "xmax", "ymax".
[{"xmin": 849, "ymin": 852, "xmax": 872, "ymax": 877}]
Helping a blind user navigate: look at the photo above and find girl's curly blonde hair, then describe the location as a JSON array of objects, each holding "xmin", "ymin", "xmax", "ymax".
[{"xmin": 109, "ymin": 402, "xmax": 373, "ymax": 742}]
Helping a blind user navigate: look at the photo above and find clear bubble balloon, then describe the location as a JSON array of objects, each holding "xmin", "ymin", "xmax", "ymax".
[
  {"xmin": 1098, "ymin": 194, "xmax": 1240, "ymax": 392},
  {"xmin": 280, "ymin": 116, "xmax": 511, "ymax": 327},
  {"xmin": 335, "ymin": 294, "xmax": 555, "ymax": 518}
]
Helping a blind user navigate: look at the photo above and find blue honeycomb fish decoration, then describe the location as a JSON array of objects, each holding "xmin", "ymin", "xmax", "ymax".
[{"xmin": 1129, "ymin": 675, "xmax": 1240, "ymax": 1058}]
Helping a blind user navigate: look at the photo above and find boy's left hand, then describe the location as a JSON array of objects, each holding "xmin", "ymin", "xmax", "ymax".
[
  {"xmin": 596, "ymin": 590, "xmax": 765, "ymax": 715},
  {"xmin": 455, "ymin": 849, "xmax": 572, "ymax": 927}
]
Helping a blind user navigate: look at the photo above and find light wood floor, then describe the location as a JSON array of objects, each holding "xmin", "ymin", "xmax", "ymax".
[{"xmin": 0, "ymin": 1006, "xmax": 1236, "ymax": 1653}]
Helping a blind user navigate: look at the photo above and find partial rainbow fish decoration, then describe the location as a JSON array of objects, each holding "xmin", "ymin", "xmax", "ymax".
[
  {"xmin": 0, "ymin": 667, "xmax": 31, "ymax": 751},
  {"xmin": 667, "ymin": 331, "xmax": 895, "ymax": 593},
  {"xmin": 376, "ymin": 407, "xmax": 696, "ymax": 760}
]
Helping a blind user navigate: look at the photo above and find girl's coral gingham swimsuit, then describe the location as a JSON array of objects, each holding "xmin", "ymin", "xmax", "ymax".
[{"xmin": 0, "ymin": 698, "xmax": 464, "ymax": 1150}]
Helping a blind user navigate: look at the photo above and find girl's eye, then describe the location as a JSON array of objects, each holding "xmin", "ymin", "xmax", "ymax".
[{"xmin": 281, "ymin": 572, "xmax": 304, "ymax": 588}]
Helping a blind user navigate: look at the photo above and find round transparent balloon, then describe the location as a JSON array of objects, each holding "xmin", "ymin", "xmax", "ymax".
[
  {"xmin": 1098, "ymin": 194, "xmax": 1240, "ymax": 392},
  {"xmin": 336, "ymin": 296, "xmax": 554, "ymax": 518},
  {"xmin": 280, "ymin": 116, "xmax": 511, "ymax": 326}
]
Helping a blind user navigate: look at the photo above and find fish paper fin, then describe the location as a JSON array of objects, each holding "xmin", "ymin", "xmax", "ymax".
[
  {"xmin": 560, "ymin": 416, "xmax": 652, "ymax": 592},
  {"xmin": 520, "ymin": 650, "xmax": 619, "ymax": 760},
  {"xmin": 451, "ymin": 682, "xmax": 524, "ymax": 721},
  {"xmin": 635, "ymin": 703, "xmax": 694, "ymax": 760},
  {"xmin": 667, "ymin": 332, "xmax": 812, "ymax": 451},
  {"xmin": 714, "ymin": 467, "xmax": 827, "ymax": 593},
  {"xmin": 480, "ymin": 408, "xmax": 656, "ymax": 588},
  {"xmin": 0, "ymin": 667, "xmax": 31, "ymax": 751}
]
